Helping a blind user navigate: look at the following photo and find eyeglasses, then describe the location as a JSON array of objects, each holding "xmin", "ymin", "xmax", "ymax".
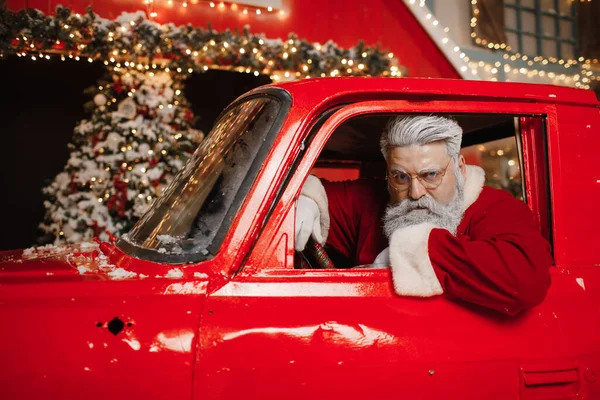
[{"xmin": 387, "ymin": 159, "xmax": 453, "ymax": 192}]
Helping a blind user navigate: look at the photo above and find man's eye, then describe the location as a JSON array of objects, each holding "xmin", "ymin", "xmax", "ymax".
[
  {"xmin": 395, "ymin": 172, "xmax": 410, "ymax": 181},
  {"xmin": 421, "ymin": 171, "xmax": 439, "ymax": 180}
]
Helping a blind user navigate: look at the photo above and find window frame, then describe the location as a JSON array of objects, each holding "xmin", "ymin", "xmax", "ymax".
[
  {"xmin": 116, "ymin": 89, "xmax": 292, "ymax": 264},
  {"xmin": 245, "ymin": 99, "xmax": 556, "ymax": 273},
  {"xmin": 504, "ymin": 0, "xmax": 578, "ymax": 59}
]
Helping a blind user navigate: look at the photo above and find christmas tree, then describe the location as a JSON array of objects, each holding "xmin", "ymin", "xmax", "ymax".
[
  {"xmin": 39, "ymin": 66, "xmax": 203, "ymax": 244},
  {"xmin": 0, "ymin": 4, "xmax": 404, "ymax": 245}
]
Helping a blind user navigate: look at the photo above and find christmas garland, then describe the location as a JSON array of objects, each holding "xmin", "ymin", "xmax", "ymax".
[{"xmin": 0, "ymin": 3, "xmax": 406, "ymax": 79}]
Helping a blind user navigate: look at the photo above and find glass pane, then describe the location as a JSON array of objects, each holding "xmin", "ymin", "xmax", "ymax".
[
  {"xmin": 506, "ymin": 31, "xmax": 519, "ymax": 51},
  {"xmin": 521, "ymin": 0, "xmax": 535, "ymax": 8},
  {"xmin": 523, "ymin": 35, "xmax": 538, "ymax": 56},
  {"xmin": 542, "ymin": 39, "xmax": 558, "ymax": 58},
  {"xmin": 560, "ymin": 20, "xmax": 573, "ymax": 39},
  {"xmin": 505, "ymin": 7, "xmax": 517, "ymax": 30},
  {"xmin": 561, "ymin": 42, "xmax": 574, "ymax": 60},
  {"xmin": 461, "ymin": 136, "xmax": 523, "ymax": 200},
  {"xmin": 505, "ymin": 0, "xmax": 515, "ymax": 4},
  {"xmin": 542, "ymin": 16, "xmax": 555, "ymax": 37},
  {"xmin": 522, "ymin": 11, "xmax": 536, "ymax": 34},
  {"xmin": 558, "ymin": 0, "xmax": 573, "ymax": 16},
  {"xmin": 540, "ymin": 0, "xmax": 557, "ymax": 14},
  {"xmin": 124, "ymin": 96, "xmax": 283, "ymax": 257}
]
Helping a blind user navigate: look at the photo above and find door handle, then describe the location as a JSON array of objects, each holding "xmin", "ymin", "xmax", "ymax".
[{"xmin": 520, "ymin": 363, "xmax": 580, "ymax": 399}]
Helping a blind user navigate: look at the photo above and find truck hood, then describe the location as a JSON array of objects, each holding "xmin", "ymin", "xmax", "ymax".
[{"xmin": 0, "ymin": 242, "xmax": 137, "ymax": 284}]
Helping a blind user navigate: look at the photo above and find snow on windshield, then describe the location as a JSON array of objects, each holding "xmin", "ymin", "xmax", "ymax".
[{"xmin": 122, "ymin": 96, "xmax": 282, "ymax": 260}]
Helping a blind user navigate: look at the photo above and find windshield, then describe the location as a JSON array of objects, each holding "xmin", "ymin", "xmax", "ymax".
[{"xmin": 119, "ymin": 94, "xmax": 285, "ymax": 262}]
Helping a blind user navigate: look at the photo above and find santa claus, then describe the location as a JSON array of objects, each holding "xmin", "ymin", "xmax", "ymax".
[{"xmin": 295, "ymin": 115, "xmax": 551, "ymax": 316}]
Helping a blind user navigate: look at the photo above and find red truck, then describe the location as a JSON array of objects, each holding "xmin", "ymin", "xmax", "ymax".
[{"xmin": 1, "ymin": 77, "xmax": 599, "ymax": 399}]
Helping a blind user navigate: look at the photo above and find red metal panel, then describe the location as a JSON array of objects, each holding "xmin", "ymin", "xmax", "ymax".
[
  {"xmin": 547, "ymin": 104, "xmax": 600, "ymax": 269},
  {"xmin": 193, "ymin": 267, "xmax": 598, "ymax": 399},
  {"xmin": 0, "ymin": 244, "xmax": 209, "ymax": 399},
  {"xmin": 0, "ymin": 278, "xmax": 207, "ymax": 399}
]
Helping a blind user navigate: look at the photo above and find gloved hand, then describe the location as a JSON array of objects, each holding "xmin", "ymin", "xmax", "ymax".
[{"xmin": 295, "ymin": 195, "xmax": 324, "ymax": 251}]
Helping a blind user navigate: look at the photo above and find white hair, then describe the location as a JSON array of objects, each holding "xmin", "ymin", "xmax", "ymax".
[{"xmin": 380, "ymin": 116, "xmax": 463, "ymax": 161}]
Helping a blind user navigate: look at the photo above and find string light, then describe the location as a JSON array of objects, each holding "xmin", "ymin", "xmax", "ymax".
[
  {"xmin": 403, "ymin": 0, "xmax": 595, "ymax": 89},
  {"xmin": 143, "ymin": 0, "xmax": 283, "ymax": 18},
  {"xmin": 470, "ymin": 0, "xmax": 599, "ymax": 68},
  {"xmin": 6, "ymin": 5, "xmax": 402, "ymax": 80}
]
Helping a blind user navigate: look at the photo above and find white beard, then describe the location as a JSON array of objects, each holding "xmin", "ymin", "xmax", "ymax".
[{"xmin": 383, "ymin": 170, "xmax": 465, "ymax": 237}]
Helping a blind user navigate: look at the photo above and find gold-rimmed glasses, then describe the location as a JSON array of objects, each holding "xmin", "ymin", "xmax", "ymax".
[{"xmin": 387, "ymin": 158, "xmax": 453, "ymax": 192}]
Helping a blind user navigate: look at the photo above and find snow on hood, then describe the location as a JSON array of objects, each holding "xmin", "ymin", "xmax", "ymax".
[{"xmin": 0, "ymin": 242, "xmax": 209, "ymax": 284}]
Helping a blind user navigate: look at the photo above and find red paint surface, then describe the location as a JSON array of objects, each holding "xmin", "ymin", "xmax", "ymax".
[
  {"xmin": 1, "ymin": 77, "xmax": 600, "ymax": 398},
  {"xmin": 5, "ymin": 0, "xmax": 460, "ymax": 78}
]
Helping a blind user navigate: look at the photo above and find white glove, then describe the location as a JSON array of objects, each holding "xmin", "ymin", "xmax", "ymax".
[
  {"xmin": 371, "ymin": 247, "xmax": 390, "ymax": 268},
  {"xmin": 295, "ymin": 195, "xmax": 324, "ymax": 251}
]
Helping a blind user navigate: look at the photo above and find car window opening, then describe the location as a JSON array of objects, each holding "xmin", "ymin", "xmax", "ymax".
[{"xmin": 295, "ymin": 113, "xmax": 550, "ymax": 270}]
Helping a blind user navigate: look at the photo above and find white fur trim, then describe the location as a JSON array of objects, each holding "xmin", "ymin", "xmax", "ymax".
[
  {"xmin": 463, "ymin": 165, "xmax": 485, "ymax": 210},
  {"xmin": 300, "ymin": 175, "xmax": 329, "ymax": 244},
  {"xmin": 388, "ymin": 222, "xmax": 443, "ymax": 297}
]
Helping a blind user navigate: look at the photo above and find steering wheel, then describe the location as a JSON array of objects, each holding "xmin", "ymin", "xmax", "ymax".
[{"xmin": 300, "ymin": 238, "xmax": 334, "ymax": 269}]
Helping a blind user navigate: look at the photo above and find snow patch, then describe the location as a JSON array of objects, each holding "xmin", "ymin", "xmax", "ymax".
[
  {"xmin": 157, "ymin": 235, "xmax": 178, "ymax": 244},
  {"xmin": 164, "ymin": 281, "xmax": 206, "ymax": 294},
  {"xmin": 107, "ymin": 268, "xmax": 138, "ymax": 280},
  {"xmin": 22, "ymin": 243, "xmax": 60, "ymax": 257},
  {"xmin": 77, "ymin": 265, "xmax": 91, "ymax": 274},
  {"xmin": 165, "ymin": 268, "xmax": 183, "ymax": 279}
]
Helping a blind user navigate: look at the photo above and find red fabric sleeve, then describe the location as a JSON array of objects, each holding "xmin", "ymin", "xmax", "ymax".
[{"xmin": 428, "ymin": 196, "xmax": 552, "ymax": 316}]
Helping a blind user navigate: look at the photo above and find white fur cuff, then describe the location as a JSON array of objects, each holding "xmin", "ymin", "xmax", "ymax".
[
  {"xmin": 389, "ymin": 222, "xmax": 443, "ymax": 297},
  {"xmin": 464, "ymin": 165, "xmax": 485, "ymax": 210},
  {"xmin": 300, "ymin": 175, "xmax": 330, "ymax": 244}
]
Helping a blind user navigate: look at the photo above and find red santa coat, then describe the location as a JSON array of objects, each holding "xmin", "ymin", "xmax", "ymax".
[{"xmin": 304, "ymin": 166, "xmax": 552, "ymax": 316}]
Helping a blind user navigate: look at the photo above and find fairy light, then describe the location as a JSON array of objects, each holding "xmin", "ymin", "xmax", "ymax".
[
  {"xmin": 9, "ymin": 5, "xmax": 401, "ymax": 83},
  {"xmin": 470, "ymin": 0, "xmax": 598, "ymax": 68},
  {"xmin": 403, "ymin": 0, "xmax": 474, "ymax": 79},
  {"xmin": 403, "ymin": 0, "xmax": 595, "ymax": 89}
]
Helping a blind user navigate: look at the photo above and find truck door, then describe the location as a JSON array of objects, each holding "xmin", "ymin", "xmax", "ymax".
[{"xmin": 193, "ymin": 99, "xmax": 599, "ymax": 399}]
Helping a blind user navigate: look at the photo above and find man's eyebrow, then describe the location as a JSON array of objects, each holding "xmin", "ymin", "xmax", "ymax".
[
  {"xmin": 391, "ymin": 165, "xmax": 443, "ymax": 174},
  {"xmin": 418, "ymin": 165, "xmax": 442, "ymax": 172}
]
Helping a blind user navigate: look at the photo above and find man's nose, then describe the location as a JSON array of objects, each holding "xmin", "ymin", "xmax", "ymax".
[{"xmin": 409, "ymin": 177, "xmax": 427, "ymax": 200}]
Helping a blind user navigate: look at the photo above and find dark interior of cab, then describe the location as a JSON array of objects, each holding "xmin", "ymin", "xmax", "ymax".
[
  {"xmin": 297, "ymin": 113, "xmax": 522, "ymax": 269},
  {"xmin": 314, "ymin": 113, "xmax": 517, "ymax": 181}
]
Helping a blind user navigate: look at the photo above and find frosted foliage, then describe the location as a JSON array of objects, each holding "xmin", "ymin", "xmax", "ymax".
[{"xmin": 39, "ymin": 66, "xmax": 203, "ymax": 245}]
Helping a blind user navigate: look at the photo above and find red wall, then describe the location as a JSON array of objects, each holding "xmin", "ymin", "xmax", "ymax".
[{"xmin": 6, "ymin": 0, "xmax": 460, "ymax": 79}]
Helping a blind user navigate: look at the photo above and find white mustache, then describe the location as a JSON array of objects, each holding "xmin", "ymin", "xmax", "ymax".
[
  {"xmin": 395, "ymin": 195, "xmax": 444, "ymax": 215},
  {"xmin": 383, "ymin": 178, "xmax": 465, "ymax": 238}
]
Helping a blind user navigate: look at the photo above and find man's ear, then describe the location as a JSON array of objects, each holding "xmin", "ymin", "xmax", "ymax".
[{"xmin": 458, "ymin": 155, "xmax": 467, "ymax": 180}]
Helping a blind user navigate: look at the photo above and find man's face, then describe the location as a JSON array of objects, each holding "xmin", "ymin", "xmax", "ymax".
[
  {"xmin": 385, "ymin": 141, "xmax": 465, "ymax": 205},
  {"xmin": 382, "ymin": 141, "xmax": 467, "ymax": 237}
]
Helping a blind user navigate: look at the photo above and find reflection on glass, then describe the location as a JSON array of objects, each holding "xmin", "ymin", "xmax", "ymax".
[
  {"xmin": 123, "ymin": 97, "xmax": 282, "ymax": 256},
  {"xmin": 461, "ymin": 136, "xmax": 523, "ymax": 200}
]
